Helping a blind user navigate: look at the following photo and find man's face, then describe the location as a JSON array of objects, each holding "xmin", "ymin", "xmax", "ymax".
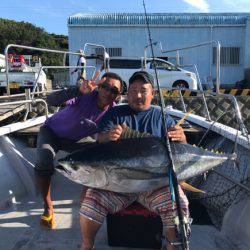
[
  {"xmin": 98, "ymin": 77, "xmax": 121, "ymax": 107},
  {"xmin": 128, "ymin": 80, "xmax": 154, "ymax": 111}
]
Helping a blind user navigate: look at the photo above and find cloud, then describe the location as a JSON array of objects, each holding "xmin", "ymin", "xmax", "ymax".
[
  {"xmin": 183, "ymin": 0, "xmax": 210, "ymax": 12},
  {"xmin": 222, "ymin": 0, "xmax": 250, "ymax": 12}
]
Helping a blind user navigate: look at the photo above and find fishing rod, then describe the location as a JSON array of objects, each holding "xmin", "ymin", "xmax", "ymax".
[{"xmin": 142, "ymin": 1, "xmax": 189, "ymax": 249}]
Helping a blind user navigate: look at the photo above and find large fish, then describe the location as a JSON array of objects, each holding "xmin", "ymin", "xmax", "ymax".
[{"xmin": 57, "ymin": 129, "xmax": 230, "ymax": 193}]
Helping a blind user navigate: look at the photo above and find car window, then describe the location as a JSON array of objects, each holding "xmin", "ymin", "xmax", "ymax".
[
  {"xmin": 109, "ymin": 59, "xmax": 141, "ymax": 69},
  {"xmin": 149, "ymin": 61, "xmax": 180, "ymax": 71}
]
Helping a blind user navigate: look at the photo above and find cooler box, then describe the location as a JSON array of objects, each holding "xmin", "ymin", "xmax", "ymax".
[{"xmin": 107, "ymin": 202, "xmax": 163, "ymax": 249}]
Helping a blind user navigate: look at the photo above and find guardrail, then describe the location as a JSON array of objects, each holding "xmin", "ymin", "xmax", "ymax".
[
  {"xmin": 164, "ymin": 88, "xmax": 249, "ymax": 137},
  {"xmin": 4, "ymin": 44, "xmax": 84, "ymax": 95},
  {"xmin": 32, "ymin": 65, "xmax": 96, "ymax": 98},
  {"xmin": 159, "ymin": 40, "xmax": 221, "ymax": 93}
]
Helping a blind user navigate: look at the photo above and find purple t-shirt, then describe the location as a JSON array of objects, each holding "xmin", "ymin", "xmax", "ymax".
[{"xmin": 45, "ymin": 91, "xmax": 115, "ymax": 141}]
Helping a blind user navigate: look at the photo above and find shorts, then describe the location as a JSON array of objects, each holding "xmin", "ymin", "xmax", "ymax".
[{"xmin": 79, "ymin": 185, "xmax": 189, "ymax": 229}]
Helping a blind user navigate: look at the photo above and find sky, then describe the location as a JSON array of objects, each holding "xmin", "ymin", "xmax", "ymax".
[{"xmin": 1, "ymin": 0, "xmax": 250, "ymax": 35}]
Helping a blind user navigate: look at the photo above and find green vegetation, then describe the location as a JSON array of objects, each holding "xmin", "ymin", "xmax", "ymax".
[{"xmin": 0, "ymin": 18, "xmax": 68, "ymax": 66}]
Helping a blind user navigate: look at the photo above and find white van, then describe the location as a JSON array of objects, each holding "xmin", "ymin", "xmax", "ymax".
[{"xmin": 108, "ymin": 58, "xmax": 197, "ymax": 90}]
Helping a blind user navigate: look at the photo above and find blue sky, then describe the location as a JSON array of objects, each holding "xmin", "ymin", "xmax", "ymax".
[{"xmin": 1, "ymin": 0, "xmax": 250, "ymax": 35}]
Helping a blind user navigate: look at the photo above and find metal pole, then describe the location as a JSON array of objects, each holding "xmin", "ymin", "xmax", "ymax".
[
  {"xmin": 178, "ymin": 89, "xmax": 187, "ymax": 113},
  {"xmin": 176, "ymin": 50, "xmax": 180, "ymax": 67},
  {"xmin": 193, "ymin": 65, "xmax": 212, "ymax": 121},
  {"xmin": 24, "ymin": 88, "xmax": 31, "ymax": 121},
  {"xmin": 4, "ymin": 50, "xmax": 10, "ymax": 95},
  {"xmin": 63, "ymin": 52, "xmax": 67, "ymax": 66},
  {"xmin": 215, "ymin": 41, "xmax": 221, "ymax": 93}
]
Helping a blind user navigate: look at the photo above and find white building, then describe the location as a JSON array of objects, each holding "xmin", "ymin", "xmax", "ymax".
[{"xmin": 68, "ymin": 13, "xmax": 250, "ymax": 88}]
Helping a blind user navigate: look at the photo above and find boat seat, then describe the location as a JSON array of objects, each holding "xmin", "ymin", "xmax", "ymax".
[
  {"xmin": 114, "ymin": 201, "xmax": 158, "ymax": 217},
  {"xmin": 107, "ymin": 201, "xmax": 163, "ymax": 249}
]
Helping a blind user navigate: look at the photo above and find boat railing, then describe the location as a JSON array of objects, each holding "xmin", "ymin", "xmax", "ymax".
[
  {"xmin": 32, "ymin": 65, "xmax": 96, "ymax": 98},
  {"xmin": 4, "ymin": 44, "xmax": 85, "ymax": 95},
  {"xmin": 179, "ymin": 64, "xmax": 212, "ymax": 121},
  {"xmin": 0, "ymin": 96, "xmax": 49, "ymax": 117},
  {"xmin": 0, "ymin": 89, "xmax": 60, "ymax": 100},
  {"xmin": 83, "ymin": 43, "xmax": 108, "ymax": 69},
  {"xmin": 159, "ymin": 40, "xmax": 221, "ymax": 93},
  {"xmin": 169, "ymin": 88, "xmax": 248, "ymax": 136}
]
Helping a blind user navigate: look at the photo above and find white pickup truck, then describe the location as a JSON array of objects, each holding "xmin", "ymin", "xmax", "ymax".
[
  {"xmin": 108, "ymin": 58, "xmax": 197, "ymax": 89},
  {"xmin": 0, "ymin": 54, "xmax": 47, "ymax": 95}
]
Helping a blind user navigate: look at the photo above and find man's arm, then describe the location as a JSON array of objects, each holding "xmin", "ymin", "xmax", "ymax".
[{"xmin": 46, "ymin": 86, "xmax": 82, "ymax": 107}]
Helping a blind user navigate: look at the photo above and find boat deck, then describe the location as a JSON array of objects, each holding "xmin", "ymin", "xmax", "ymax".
[{"xmin": 0, "ymin": 171, "xmax": 222, "ymax": 250}]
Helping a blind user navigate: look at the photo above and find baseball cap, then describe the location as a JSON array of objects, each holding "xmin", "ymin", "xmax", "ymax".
[{"xmin": 129, "ymin": 71, "xmax": 154, "ymax": 87}]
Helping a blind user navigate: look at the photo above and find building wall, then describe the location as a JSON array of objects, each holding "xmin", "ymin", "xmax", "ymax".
[
  {"xmin": 68, "ymin": 23, "xmax": 247, "ymax": 87},
  {"xmin": 244, "ymin": 18, "xmax": 250, "ymax": 81}
]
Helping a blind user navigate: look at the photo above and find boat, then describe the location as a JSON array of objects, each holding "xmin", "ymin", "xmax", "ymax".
[{"xmin": 0, "ymin": 43, "xmax": 249, "ymax": 250}]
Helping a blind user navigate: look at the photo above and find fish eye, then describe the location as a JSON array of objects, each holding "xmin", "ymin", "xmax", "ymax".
[{"xmin": 71, "ymin": 165, "xmax": 79, "ymax": 171}]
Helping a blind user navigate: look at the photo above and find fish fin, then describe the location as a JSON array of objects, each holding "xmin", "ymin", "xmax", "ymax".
[
  {"xmin": 120, "ymin": 126, "xmax": 153, "ymax": 139},
  {"xmin": 180, "ymin": 181, "xmax": 205, "ymax": 193}
]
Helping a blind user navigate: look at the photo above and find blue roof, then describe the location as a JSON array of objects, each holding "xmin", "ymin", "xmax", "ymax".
[{"xmin": 68, "ymin": 13, "xmax": 249, "ymax": 26}]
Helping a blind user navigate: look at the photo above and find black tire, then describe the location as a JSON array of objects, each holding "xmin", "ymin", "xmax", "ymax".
[
  {"xmin": 0, "ymin": 87, "xmax": 5, "ymax": 96},
  {"xmin": 172, "ymin": 80, "xmax": 189, "ymax": 89}
]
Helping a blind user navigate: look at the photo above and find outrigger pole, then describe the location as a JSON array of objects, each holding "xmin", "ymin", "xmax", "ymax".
[{"xmin": 142, "ymin": 1, "xmax": 189, "ymax": 249}]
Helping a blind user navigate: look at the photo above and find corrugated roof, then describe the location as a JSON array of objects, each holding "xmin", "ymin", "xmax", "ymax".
[{"xmin": 68, "ymin": 13, "xmax": 249, "ymax": 26}]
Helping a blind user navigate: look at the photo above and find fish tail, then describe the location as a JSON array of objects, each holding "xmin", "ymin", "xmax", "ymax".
[{"xmin": 180, "ymin": 181, "xmax": 205, "ymax": 193}]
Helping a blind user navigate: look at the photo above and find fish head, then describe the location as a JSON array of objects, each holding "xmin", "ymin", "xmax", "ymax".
[{"xmin": 57, "ymin": 158, "xmax": 108, "ymax": 188}]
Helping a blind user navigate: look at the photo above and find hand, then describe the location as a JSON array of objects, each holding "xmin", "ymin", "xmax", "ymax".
[
  {"xmin": 79, "ymin": 80, "xmax": 96, "ymax": 94},
  {"xmin": 108, "ymin": 124, "xmax": 123, "ymax": 141},
  {"xmin": 92, "ymin": 77, "xmax": 106, "ymax": 88},
  {"xmin": 167, "ymin": 125, "xmax": 187, "ymax": 143}
]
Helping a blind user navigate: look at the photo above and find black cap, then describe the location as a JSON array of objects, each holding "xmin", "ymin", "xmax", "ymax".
[{"xmin": 129, "ymin": 71, "xmax": 154, "ymax": 87}]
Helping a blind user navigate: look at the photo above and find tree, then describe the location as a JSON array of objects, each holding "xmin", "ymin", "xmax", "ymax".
[{"xmin": 0, "ymin": 18, "xmax": 68, "ymax": 70}]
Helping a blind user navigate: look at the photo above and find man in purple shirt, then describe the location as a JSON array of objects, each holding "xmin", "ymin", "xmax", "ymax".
[{"xmin": 35, "ymin": 72, "xmax": 122, "ymax": 229}]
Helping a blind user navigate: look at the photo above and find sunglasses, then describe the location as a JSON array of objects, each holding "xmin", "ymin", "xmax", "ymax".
[{"xmin": 100, "ymin": 82, "xmax": 119, "ymax": 95}]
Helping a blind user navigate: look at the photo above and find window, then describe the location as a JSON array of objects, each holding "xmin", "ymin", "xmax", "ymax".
[
  {"xmin": 95, "ymin": 47, "xmax": 122, "ymax": 57},
  {"xmin": 109, "ymin": 59, "xmax": 141, "ymax": 69},
  {"xmin": 149, "ymin": 60, "xmax": 179, "ymax": 71},
  {"xmin": 158, "ymin": 56, "xmax": 183, "ymax": 66},
  {"xmin": 95, "ymin": 47, "xmax": 122, "ymax": 65},
  {"xmin": 213, "ymin": 47, "xmax": 240, "ymax": 65}
]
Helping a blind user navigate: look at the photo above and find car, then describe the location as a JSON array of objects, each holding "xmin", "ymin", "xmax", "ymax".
[{"xmin": 108, "ymin": 57, "xmax": 198, "ymax": 90}]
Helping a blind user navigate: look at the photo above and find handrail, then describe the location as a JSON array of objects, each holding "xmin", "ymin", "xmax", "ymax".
[
  {"xmin": 31, "ymin": 65, "xmax": 96, "ymax": 98},
  {"xmin": 160, "ymin": 40, "xmax": 221, "ymax": 93},
  {"xmin": 4, "ymin": 44, "xmax": 84, "ymax": 95},
  {"xmin": 169, "ymin": 88, "xmax": 248, "ymax": 136},
  {"xmin": 208, "ymin": 92, "xmax": 248, "ymax": 136},
  {"xmin": 83, "ymin": 43, "xmax": 108, "ymax": 70},
  {"xmin": 0, "ymin": 98, "xmax": 49, "ymax": 118},
  {"xmin": 0, "ymin": 89, "xmax": 60, "ymax": 101},
  {"xmin": 180, "ymin": 64, "xmax": 212, "ymax": 121}
]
